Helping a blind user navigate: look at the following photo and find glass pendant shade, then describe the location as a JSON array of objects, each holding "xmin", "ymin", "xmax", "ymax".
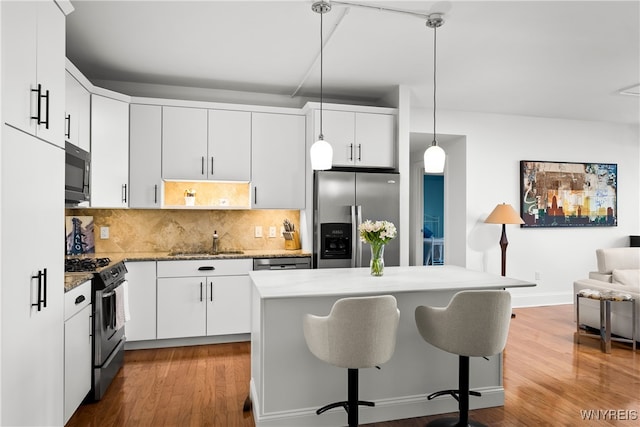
[
  {"xmin": 310, "ymin": 137, "xmax": 333, "ymax": 170},
  {"xmin": 424, "ymin": 144, "xmax": 445, "ymax": 173}
]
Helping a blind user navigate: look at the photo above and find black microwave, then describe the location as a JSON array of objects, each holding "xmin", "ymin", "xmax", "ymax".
[{"xmin": 65, "ymin": 142, "xmax": 90, "ymax": 204}]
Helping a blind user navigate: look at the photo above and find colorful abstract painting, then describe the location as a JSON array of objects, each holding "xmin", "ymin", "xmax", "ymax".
[{"xmin": 520, "ymin": 161, "xmax": 617, "ymax": 228}]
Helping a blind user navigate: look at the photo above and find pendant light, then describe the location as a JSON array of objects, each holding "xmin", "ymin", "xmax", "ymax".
[
  {"xmin": 424, "ymin": 13, "xmax": 446, "ymax": 174},
  {"xmin": 310, "ymin": 1, "xmax": 333, "ymax": 171}
]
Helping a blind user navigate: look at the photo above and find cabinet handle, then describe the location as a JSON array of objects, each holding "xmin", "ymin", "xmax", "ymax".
[
  {"xmin": 201, "ymin": 156, "xmax": 205, "ymax": 175},
  {"xmin": 348, "ymin": 143, "xmax": 354, "ymax": 161},
  {"xmin": 210, "ymin": 281, "xmax": 213, "ymax": 302},
  {"xmin": 154, "ymin": 184, "xmax": 158, "ymax": 204},
  {"xmin": 75, "ymin": 295, "xmax": 86, "ymax": 305},
  {"xmin": 254, "ymin": 187, "xmax": 257, "ymax": 205},
  {"xmin": 30, "ymin": 84, "xmax": 50, "ymax": 129},
  {"xmin": 65, "ymin": 114, "xmax": 71, "ymax": 139},
  {"xmin": 357, "ymin": 144, "xmax": 362, "ymax": 161},
  {"xmin": 198, "ymin": 266, "xmax": 215, "ymax": 271},
  {"xmin": 122, "ymin": 184, "xmax": 128, "ymax": 203},
  {"xmin": 210, "ymin": 157, "xmax": 214, "ymax": 176},
  {"xmin": 31, "ymin": 269, "xmax": 46, "ymax": 311},
  {"xmin": 200, "ymin": 282, "xmax": 203, "ymax": 302}
]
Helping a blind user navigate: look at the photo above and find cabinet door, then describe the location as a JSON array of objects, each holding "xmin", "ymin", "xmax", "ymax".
[
  {"xmin": 130, "ymin": 104, "xmax": 162, "ymax": 208},
  {"xmin": 162, "ymin": 106, "xmax": 208, "ymax": 180},
  {"xmin": 355, "ymin": 113, "xmax": 395, "ymax": 168},
  {"xmin": 91, "ymin": 95, "xmax": 130, "ymax": 207},
  {"xmin": 316, "ymin": 110, "xmax": 356, "ymax": 166},
  {"xmin": 64, "ymin": 305, "xmax": 91, "ymax": 424},
  {"xmin": 65, "ymin": 71, "xmax": 91, "ymax": 152},
  {"xmin": 124, "ymin": 261, "xmax": 157, "ymax": 342},
  {"xmin": 2, "ymin": 1, "xmax": 37, "ymax": 134},
  {"xmin": 206, "ymin": 276, "xmax": 251, "ymax": 336},
  {"xmin": 208, "ymin": 109, "xmax": 251, "ymax": 181},
  {"xmin": 157, "ymin": 277, "xmax": 206, "ymax": 339},
  {"xmin": 35, "ymin": 0, "xmax": 65, "ymax": 147},
  {"xmin": 251, "ymin": 112, "xmax": 305, "ymax": 209},
  {"xmin": 1, "ymin": 125, "xmax": 64, "ymax": 426}
]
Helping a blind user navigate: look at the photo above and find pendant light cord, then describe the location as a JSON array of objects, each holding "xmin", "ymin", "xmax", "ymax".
[
  {"xmin": 319, "ymin": 10, "xmax": 324, "ymax": 140},
  {"xmin": 432, "ymin": 24, "xmax": 437, "ymax": 145}
]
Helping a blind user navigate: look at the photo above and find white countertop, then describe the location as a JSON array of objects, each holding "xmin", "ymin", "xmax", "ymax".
[{"xmin": 249, "ymin": 265, "xmax": 536, "ymax": 299}]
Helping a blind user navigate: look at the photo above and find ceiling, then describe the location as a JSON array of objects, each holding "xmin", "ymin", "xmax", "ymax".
[{"xmin": 66, "ymin": 1, "xmax": 640, "ymax": 125}]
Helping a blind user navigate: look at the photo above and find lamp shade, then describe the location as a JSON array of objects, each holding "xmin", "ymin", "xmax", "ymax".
[
  {"xmin": 310, "ymin": 138, "xmax": 333, "ymax": 170},
  {"xmin": 424, "ymin": 144, "xmax": 445, "ymax": 173},
  {"xmin": 485, "ymin": 203, "xmax": 524, "ymax": 225}
]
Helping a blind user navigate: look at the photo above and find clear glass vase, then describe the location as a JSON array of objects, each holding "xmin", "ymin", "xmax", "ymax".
[{"xmin": 370, "ymin": 243, "xmax": 385, "ymax": 276}]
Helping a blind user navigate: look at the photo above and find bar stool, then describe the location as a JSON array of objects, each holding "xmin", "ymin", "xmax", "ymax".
[
  {"xmin": 303, "ymin": 295, "xmax": 400, "ymax": 427},
  {"xmin": 415, "ymin": 290, "xmax": 512, "ymax": 427}
]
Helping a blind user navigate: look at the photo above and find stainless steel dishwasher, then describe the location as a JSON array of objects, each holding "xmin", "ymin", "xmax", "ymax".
[{"xmin": 253, "ymin": 257, "xmax": 311, "ymax": 271}]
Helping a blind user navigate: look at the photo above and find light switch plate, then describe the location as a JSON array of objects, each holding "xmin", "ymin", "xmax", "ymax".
[
  {"xmin": 269, "ymin": 226, "xmax": 277, "ymax": 238},
  {"xmin": 100, "ymin": 226, "xmax": 109, "ymax": 239},
  {"xmin": 255, "ymin": 226, "xmax": 263, "ymax": 238}
]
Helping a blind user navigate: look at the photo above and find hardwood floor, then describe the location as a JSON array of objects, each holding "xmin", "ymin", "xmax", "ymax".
[{"xmin": 67, "ymin": 305, "xmax": 639, "ymax": 427}]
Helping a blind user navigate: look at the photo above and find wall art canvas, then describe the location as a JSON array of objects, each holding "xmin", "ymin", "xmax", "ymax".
[
  {"xmin": 520, "ymin": 161, "xmax": 617, "ymax": 228},
  {"xmin": 65, "ymin": 215, "xmax": 95, "ymax": 255}
]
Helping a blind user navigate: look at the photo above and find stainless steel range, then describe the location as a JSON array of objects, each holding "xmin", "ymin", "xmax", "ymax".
[{"xmin": 65, "ymin": 257, "xmax": 127, "ymax": 401}]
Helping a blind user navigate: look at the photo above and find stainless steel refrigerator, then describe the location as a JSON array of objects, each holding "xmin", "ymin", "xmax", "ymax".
[{"xmin": 313, "ymin": 170, "xmax": 400, "ymax": 269}]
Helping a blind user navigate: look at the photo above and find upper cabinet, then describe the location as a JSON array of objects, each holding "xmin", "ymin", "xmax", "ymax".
[
  {"xmin": 130, "ymin": 104, "xmax": 162, "ymax": 208},
  {"xmin": 313, "ymin": 109, "xmax": 396, "ymax": 168},
  {"xmin": 65, "ymin": 71, "xmax": 91, "ymax": 151},
  {"xmin": 208, "ymin": 109, "xmax": 251, "ymax": 181},
  {"xmin": 2, "ymin": 0, "xmax": 65, "ymax": 147},
  {"xmin": 251, "ymin": 112, "xmax": 306, "ymax": 209},
  {"xmin": 91, "ymin": 94, "xmax": 130, "ymax": 208},
  {"xmin": 162, "ymin": 106, "xmax": 251, "ymax": 181}
]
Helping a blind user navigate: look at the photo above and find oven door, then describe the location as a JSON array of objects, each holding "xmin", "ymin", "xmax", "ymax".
[{"xmin": 94, "ymin": 281, "xmax": 125, "ymax": 366}]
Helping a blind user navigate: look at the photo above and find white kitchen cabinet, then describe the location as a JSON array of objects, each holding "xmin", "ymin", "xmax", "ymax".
[
  {"xmin": 162, "ymin": 106, "xmax": 208, "ymax": 180},
  {"xmin": 65, "ymin": 70, "xmax": 91, "ymax": 151},
  {"xmin": 1, "ymin": 125, "xmax": 65, "ymax": 426},
  {"xmin": 124, "ymin": 261, "xmax": 158, "ymax": 341},
  {"xmin": 91, "ymin": 94, "xmax": 130, "ymax": 207},
  {"xmin": 208, "ymin": 109, "xmax": 251, "ymax": 181},
  {"xmin": 129, "ymin": 104, "xmax": 162, "ymax": 208},
  {"xmin": 251, "ymin": 112, "xmax": 305, "ymax": 209},
  {"xmin": 64, "ymin": 281, "xmax": 92, "ymax": 424},
  {"xmin": 162, "ymin": 106, "xmax": 251, "ymax": 181},
  {"xmin": 156, "ymin": 259, "xmax": 252, "ymax": 339},
  {"xmin": 314, "ymin": 109, "xmax": 395, "ymax": 168},
  {"xmin": 2, "ymin": 0, "xmax": 66, "ymax": 147}
]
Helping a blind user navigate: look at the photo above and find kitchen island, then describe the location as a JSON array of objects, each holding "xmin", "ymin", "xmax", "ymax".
[{"xmin": 249, "ymin": 265, "xmax": 535, "ymax": 426}]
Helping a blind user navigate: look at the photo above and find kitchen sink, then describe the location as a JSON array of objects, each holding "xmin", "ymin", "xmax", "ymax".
[{"xmin": 168, "ymin": 250, "xmax": 244, "ymax": 256}]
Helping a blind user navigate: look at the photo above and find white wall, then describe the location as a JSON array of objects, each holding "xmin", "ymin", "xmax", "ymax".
[{"xmin": 411, "ymin": 108, "xmax": 640, "ymax": 307}]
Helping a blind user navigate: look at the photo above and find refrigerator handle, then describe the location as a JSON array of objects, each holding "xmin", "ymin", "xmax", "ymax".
[
  {"xmin": 350, "ymin": 205, "xmax": 357, "ymax": 268},
  {"xmin": 356, "ymin": 205, "xmax": 363, "ymax": 267}
]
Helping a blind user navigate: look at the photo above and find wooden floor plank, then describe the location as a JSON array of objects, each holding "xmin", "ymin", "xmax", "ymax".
[{"xmin": 66, "ymin": 305, "xmax": 639, "ymax": 426}]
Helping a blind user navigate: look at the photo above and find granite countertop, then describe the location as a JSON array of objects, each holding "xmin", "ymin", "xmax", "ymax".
[{"xmin": 64, "ymin": 249, "xmax": 311, "ymax": 292}]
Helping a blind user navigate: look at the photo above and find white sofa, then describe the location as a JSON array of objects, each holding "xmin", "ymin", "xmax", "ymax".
[{"xmin": 573, "ymin": 247, "xmax": 640, "ymax": 341}]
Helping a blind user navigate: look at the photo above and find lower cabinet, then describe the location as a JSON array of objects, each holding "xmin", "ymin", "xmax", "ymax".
[
  {"xmin": 64, "ymin": 281, "xmax": 92, "ymax": 424},
  {"xmin": 153, "ymin": 259, "xmax": 252, "ymax": 340}
]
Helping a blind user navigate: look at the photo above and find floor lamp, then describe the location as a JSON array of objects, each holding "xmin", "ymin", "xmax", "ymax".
[{"xmin": 485, "ymin": 203, "xmax": 524, "ymax": 277}]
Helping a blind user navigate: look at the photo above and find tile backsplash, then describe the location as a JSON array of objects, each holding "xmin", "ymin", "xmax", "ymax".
[{"xmin": 66, "ymin": 208, "xmax": 300, "ymax": 254}]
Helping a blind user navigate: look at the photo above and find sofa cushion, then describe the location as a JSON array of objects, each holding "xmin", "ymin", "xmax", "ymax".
[
  {"xmin": 611, "ymin": 269, "xmax": 640, "ymax": 289},
  {"xmin": 596, "ymin": 248, "xmax": 640, "ymax": 273}
]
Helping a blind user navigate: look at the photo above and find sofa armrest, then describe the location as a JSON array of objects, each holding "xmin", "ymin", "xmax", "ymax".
[{"xmin": 588, "ymin": 272, "xmax": 612, "ymax": 282}]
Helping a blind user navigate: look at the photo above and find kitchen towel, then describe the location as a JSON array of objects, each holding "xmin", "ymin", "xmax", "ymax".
[{"xmin": 114, "ymin": 280, "xmax": 131, "ymax": 330}]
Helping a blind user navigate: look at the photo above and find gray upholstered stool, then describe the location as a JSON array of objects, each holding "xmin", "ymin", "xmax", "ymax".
[
  {"xmin": 303, "ymin": 295, "xmax": 400, "ymax": 427},
  {"xmin": 415, "ymin": 290, "xmax": 512, "ymax": 427}
]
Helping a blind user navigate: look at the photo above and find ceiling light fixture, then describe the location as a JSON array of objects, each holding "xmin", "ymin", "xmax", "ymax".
[
  {"xmin": 310, "ymin": 0, "xmax": 333, "ymax": 171},
  {"xmin": 423, "ymin": 13, "xmax": 446, "ymax": 174}
]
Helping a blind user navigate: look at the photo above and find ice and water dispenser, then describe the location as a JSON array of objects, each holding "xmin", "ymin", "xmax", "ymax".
[{"xmin": 320, "ymin": 223, "xmax": 352, "ymax": 260}]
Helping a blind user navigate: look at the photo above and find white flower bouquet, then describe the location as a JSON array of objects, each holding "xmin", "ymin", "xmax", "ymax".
[{"xmin": 358, "ymin": 220, "xmax": 397, "ymax": 276}]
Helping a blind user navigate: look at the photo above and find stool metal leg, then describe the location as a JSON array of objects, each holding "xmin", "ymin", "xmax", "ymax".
[{"xmin": 348, "ymin": 368, "xmax": 358, "ymax": 427}]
